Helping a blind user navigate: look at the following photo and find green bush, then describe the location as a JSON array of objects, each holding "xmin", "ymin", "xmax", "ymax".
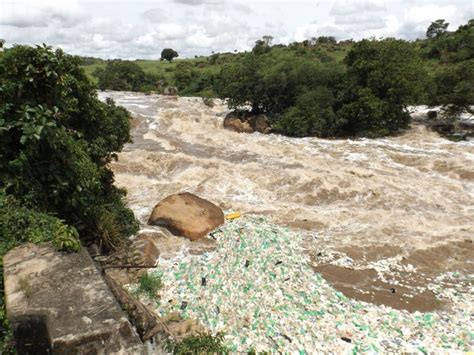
[
  {"xmin": 173, "ymin": 62, "xmax": 197, "ymax": 92},
  {"xmin": 274, "ymin": 87, "xmax": 342, "ymax": 137},
  {"xmin": 136, "ymin": 272, "xmax": 163, "ymax": 299},
  {"xmin": 0, "ymin": 196, "xmax": 81, "ymax": 256},
  {"xmin": 93, "ymin": 60, "xmax": 158, "ymax": 91},
  {"xmin": 423, "ymin": 19, "xmax": 473, "ymax": 63},
  {"xmin": 0, "ymin": 45, "xmax": 138, "ymax": 250}
]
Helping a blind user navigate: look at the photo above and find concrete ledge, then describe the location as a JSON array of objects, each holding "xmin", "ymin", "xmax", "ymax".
[{"xmin": 4, "ymin": 243, "xmax": 144, "ymax": 354}]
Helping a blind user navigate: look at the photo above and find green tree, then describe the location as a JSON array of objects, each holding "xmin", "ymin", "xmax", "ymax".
[
  {"xmin": 217, "ymin": 48, "xmax": 344, "ymax": 126},
  {"xmin": 337, "ymin": 39, "xmax": 426, "ymax": 137},
  {"xmin": 217, "ymin": 54, "xmax": 265, "ymax": 113},
  {"xmin": 426, "ymin": 19, "xmax": 449, "ymax": 39},
  {"xmin": 432, "ymin": 59, "xmax": 474, "ymax": 118},
  {"xmin": 161, "ymin": 48, "xmax": 178, "ymax": 62},
  {"xmin": 0, "ymin": 45, "xmax": 138, "ymax": 248}
]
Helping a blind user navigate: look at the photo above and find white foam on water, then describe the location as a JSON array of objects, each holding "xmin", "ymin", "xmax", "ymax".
[{"xmin": 99, "ymin": 90, "xmax": 473, "ymax": 254}]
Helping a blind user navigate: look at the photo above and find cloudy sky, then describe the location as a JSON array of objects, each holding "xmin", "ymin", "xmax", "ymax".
[{"xmin": 0, "ymin": 0, "xmax": 472, "ymax": 59}]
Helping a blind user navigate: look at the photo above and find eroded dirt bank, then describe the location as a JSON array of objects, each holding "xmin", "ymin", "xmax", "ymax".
[{"xmin": 100, "ymin": 91, "xmax": 474, "ymax": 313}]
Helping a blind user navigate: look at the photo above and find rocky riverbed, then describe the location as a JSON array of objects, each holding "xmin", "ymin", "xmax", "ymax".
[{"xmin": 99, "ymin": 91, "xmax": 474, "ymax": 352}]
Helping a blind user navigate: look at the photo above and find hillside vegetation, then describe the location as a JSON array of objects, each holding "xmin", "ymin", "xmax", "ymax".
[{"xmin": 81, "ymin": 19, "xmax": 473, "ymax": 138}]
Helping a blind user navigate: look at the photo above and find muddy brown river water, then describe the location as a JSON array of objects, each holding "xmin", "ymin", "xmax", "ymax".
[{"xmin": 100, "ymin": 91, "xmax": 474, "ymax": 313}]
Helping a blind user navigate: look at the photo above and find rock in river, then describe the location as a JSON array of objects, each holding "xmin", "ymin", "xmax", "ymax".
[{"xmin": 148, "ymin": 192, "xmax": 224, "ymax": 241}]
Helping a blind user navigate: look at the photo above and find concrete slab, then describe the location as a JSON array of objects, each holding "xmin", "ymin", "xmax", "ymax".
[{"xmin": 4, "ymin": 243, "xmax": 144, "ymax": 354}]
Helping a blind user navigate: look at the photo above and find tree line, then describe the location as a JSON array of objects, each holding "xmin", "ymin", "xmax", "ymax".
[{"xmin": 89, "ymin": 19, "xmax": 473, "ymax": 138}]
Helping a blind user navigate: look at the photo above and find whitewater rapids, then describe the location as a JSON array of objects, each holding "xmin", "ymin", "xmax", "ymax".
[{"xmin": 100, "ymin": 91, "xmax": 474, "ymax": 312}]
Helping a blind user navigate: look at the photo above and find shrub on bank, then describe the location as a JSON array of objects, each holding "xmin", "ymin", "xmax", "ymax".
[
  {"xmin": 93, "ymin": 60, "xmax": 160, "ymax": 92},
  {"xmin": 0, "ymin": 45, "xmax": 138, "ymax": 248}
]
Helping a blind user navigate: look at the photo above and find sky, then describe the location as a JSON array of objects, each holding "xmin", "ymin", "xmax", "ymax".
[{"xmin": 0, "ymin": 0, "xmax": 472, "ymax": 59}]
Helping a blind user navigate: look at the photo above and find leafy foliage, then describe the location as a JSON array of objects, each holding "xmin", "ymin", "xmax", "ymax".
[
  {"xmin": 274, "ymin": 87, "xmax": 342, "ymax": 137},
  {"xmin": 136, "ymin": 272, "xmax": 163, "ymax": 299},
  {"xmin": 217, "ymin": 54, "xmax": 264, "ymax": 113},
  {"xmin": 336, "ymin": 39, "xmax": 427, "ymax": 137},
  {"xmin": 173, "ymin": 62, "xmax": 196, "ymax": 91},
  {"xmin": 252, "ymin": 36, "xmax": 273, "ymax": 56},
  {"xmin": 0, "ymin": 44, "xmax": 138, "ymax": 247},
  {"xmin": 422, "ymin": 19, "xmax": 473, "ymax": 62},
  {"xmin": 431, "ymin": 59, "xmax": 474, "ymax": 118},
  {"xmin": 423, "ymin": 19, "xmax": 474, "ymax": 118},
  {"xmin": 218, "ymin": 37, "xmax": 424, "ymax": 137},
  {"xmin": 0, "ymin": 196, "xmax": 81, "ymax": 256},
  {"xmin": 93, "ymin": 60, "xmax": 159, "ymax": 91}
]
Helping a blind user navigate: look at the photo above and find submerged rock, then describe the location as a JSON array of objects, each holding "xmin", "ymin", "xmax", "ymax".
[{"xmin": 148, "ymin": 192, "xmax": 224, "ymax": 241}]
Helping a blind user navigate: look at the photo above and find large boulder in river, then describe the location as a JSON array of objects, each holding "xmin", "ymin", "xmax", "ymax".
[{"xmin": 148, "ymin": 193, "xmax": 224, "ymax": 241}]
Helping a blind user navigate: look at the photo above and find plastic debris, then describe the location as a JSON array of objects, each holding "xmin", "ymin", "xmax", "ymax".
[
  {"xmin": 152, "ymin": 215, "xmax": 474, "ymax": 353},
  {"xmin": 225, "ymin": 212, "xmax": 241, "ymax": 220}
]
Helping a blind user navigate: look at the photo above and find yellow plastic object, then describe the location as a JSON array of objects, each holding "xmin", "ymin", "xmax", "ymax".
[{"xmin": 225, "ymin": 212, "xmax": 241, "ymax": 220}]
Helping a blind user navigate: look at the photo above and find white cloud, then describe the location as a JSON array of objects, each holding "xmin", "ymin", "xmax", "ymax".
[
  {"xmin": 330, "ymin": 0, "xmax": 386, "ymax": 16},
  {"xmin": 404, "ymin": 4, "xmax": 457, "ymax": 25},
  {"xmin": 335, "ymin": 14, "xmax": 387, "ymax": 30},
  {"xmin": 395, "ymin": 4, "xmax": 468, "ymax": 39},
  {"xmin": 174, "ymin": 0, "xmax": 223, "ymax": 5},
  {"xmin": 142, "ymin": 8, "xmax": 169, "ymax": 23},
  {"xmin": 0, "ymin": 0, "xmax": 471, "ymax": 59},
  {"xmin": 186, "ymin": 28, "xmax": 214, "ymax": 47},
  {"xmin": 155, "ymin": 23, "xmax": 188, "ymax": 40},
  {"xmin": 0, "ymin": 0, "xmax": 84, "ymax": 28}
]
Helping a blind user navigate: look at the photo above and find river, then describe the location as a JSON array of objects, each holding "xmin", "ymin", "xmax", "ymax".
[{"xmin": 99, "ymin": 91, "xmax": 474, "ymax": 314}]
